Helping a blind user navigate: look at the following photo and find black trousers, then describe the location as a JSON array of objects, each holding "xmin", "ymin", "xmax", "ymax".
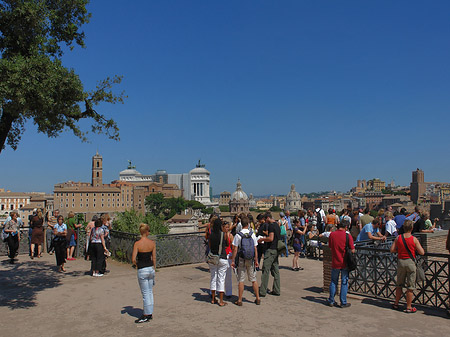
[
  {"xmin": 54, "ymin": 238, "xmax": 67, "ymax": 266},
  {"xmin": 7, "ymin": 235, "xmax": 19, "ymax": 259},
  {"xmin": 90, "ymin": 243, "xmax": 105, "ymax": 271}
]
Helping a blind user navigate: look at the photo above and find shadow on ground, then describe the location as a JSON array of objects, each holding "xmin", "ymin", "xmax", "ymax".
[
  {"xmin": 121, "ymin": 306, "xmax": 142, "ymax": 318},
  {"xmin": 361, "ymin": 297, "xmax": 449, "ymax": 318},
  {"xmin": 0, "ymin": 259, "xmax": 82, "ymax": 309}
]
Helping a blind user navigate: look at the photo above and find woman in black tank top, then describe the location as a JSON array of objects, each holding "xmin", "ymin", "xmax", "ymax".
[{"xmin": 132, "ymin": 223, "xmax": 156, "ymax": 323}]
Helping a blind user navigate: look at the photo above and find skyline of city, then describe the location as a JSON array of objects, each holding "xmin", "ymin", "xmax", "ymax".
[{"xmin": 1, "ymin": 1, "xmax": 450, "ymax": 195}]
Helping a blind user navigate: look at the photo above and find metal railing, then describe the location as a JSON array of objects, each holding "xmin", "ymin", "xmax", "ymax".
[
  {"xmin": 109, "ymin": 230, "xmax": 206, "ymax": 268},
  {"xmin": 2, "ymin": 227, "xmax": 207, "ymax": 268},
  {"xmin": 349, "ymin": 246, "xmax": 450, "ymax": 310}
]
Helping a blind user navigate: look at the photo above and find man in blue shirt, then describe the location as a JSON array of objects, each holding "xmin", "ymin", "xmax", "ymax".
[
  {"xmin": 284, "ymin": 210, "xmax": 293, "ymax": 247},
  {"xmin": 356, "ymin": 219, "xmax": 386, "ymax": 242},
  {"xmin": 394, "ymin": 208, "xmax": 407, "ymax": 232}
]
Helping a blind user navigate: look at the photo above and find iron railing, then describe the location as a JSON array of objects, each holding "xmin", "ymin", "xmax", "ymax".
[
  {"xmin": 109, "ymin": 230, "xmax": 206, "ymax": 268},
  {"xmin": 349, "ymin": 246, "xmax": 450, "ymax": 310}
]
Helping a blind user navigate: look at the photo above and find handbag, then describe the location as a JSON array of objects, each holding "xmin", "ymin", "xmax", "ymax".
[
  {"xmin": 277, "ymin": 239, "xmax": 287, "ymax": 254},
  {"xmin": 1, "ymin": 229, "xmax": 9, "ymax": 242},
  {"xmin": 345, "ymin": 234, "xmax": 357, "ymax": 271},
  {"xmin": 401, "ymin": 234, "xmax": 426, "ymax": 283},
  {"xmin": 206, "ymin": 232, "xmax": 223, "ymax": 266}
]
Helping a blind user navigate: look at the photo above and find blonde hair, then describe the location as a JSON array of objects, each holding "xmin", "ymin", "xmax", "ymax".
[
  {"xmin": 68, "ymin": 211, "xmax": 75, "ymax": 218},
  {"xmin": 139, "ymin": 223, "xmax": 150, "ymax": 236},
  {"xmin": 101, "ymin": 214, "xmax": 110, "ymax": 223},
  {"xmin": 385, "ymin": 211, "xmax": 393, "ymax": 219},
  {"xmin": 403, "ymin": 220, "xmax": 413, "ymax": 233}
]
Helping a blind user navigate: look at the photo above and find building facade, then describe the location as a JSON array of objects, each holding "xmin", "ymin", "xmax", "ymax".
[{"xmin": 286, "ymin": 184, "xmax": 301, "ymax": 212}]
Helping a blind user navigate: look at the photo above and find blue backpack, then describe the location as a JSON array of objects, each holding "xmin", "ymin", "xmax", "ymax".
[{"xmin": 238, "ymin": 230, "xmax": 255, "ymax": 260}]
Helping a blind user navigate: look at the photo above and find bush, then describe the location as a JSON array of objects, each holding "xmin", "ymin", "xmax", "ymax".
[{"xmin": 113, "ymin": 210, "xmax": 169, "ymax": 235}]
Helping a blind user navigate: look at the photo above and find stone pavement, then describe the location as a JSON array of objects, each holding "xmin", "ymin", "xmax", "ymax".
[{"xmin": 0, "ymin": 253, "xmax": 449, "ymax": 337}]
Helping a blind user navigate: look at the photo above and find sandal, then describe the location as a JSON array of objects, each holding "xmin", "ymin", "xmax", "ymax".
[
  {"xmin": 255, "ymin": 299, "xmax": 261, "ymax": 305},
  {"xmin": 218, "ymin": 302, "xmax": 228, "ymax": 307},
  {"xmin": 404, "ymin": 307, "xmax": 417, "ymax": 313},
  {"xmin": 234, "ymin": 301, "xmax": 243, "ymax": 306},
  {"xmin": 392, "ymin": 304, "xmax": 400, "ymax": 310},
  {"xmin": 211, "ymin": 299, "xmax": 217, "ymax": 304}
]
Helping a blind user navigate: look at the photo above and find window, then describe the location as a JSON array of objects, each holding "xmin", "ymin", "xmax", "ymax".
[
  {"xmin": 108, "ymin": 193, "xmax": 110, "ymax": 197},
  {"xmin": 96, "ymin": 172, "xmax": 99, "ymax": 177},
  {"xmin": 97, "ymin": 161, "xmax": 99, "ymax": 168},
  {"xmin": 10, "ymin": 205, "xmax": 13, "ymax": 210},
  {"xmin": 72, "ymin": 193, "xmax": 74, "ymax": 196},
  {"xmin": 0, "ymin": 205, "xmax": 4, "ymax": 210},
  {"xmin": 102, "ymin": 204, "xmax": 104, "ymax": 207}
]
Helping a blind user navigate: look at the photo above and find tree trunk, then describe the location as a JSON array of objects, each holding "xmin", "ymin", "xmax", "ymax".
[{"xmin": 0, "ymin": 110, "xmax": 15, "ymax": 154}]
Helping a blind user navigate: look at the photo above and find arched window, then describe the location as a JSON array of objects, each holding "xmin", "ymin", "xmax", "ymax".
[{"xmin": 97, "ymin": 172, "xmax": 99, "ymax": 177}]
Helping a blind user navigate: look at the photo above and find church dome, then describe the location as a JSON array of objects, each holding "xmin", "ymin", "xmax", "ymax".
[
  {"xmin": 287, "ymin": 184, "xmax": 301, "ymax": 200},
  {"xmin": 231, "ymin": 180, "xmax": 248, "ymax": 201},
  {"xmin": 190, "ymin": 160, "xmax": 210, "ymax": 175}
]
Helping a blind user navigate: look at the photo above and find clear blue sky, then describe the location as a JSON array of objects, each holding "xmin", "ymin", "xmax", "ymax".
[{"xmin": 1, "ymin": 0, "xmax": 450, "ymax": 196}]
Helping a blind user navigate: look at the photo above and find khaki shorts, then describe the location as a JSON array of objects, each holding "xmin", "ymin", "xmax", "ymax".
[
  {"xmin": 237, "ymin": 257, "xmax": 257, "ymax": 283},
  {"xmin": 397, "ymin": 258, "xmax": 416, "ymax": 290}
]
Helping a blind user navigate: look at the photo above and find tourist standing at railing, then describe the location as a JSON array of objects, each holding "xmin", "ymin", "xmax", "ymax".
[
  {"xmin": 446, "ymin": 229, "xmax": 450, "ymax": 317},
  {"xmin": 66, "ymin": 212, "xmax": 82, "ymax": 260},
  {"xmin": 394, "ymin": 208, "xmax": 407, "ymax": 234},
  {"xmin": 4, "ymin": 211, "xmax": 20, "ymax": 264},
  {"xmin": 222, "ymin": 220, "xmax": 233, "ymax": 298},
  {"xmin": 207, "ymin": 218, "xmax": 228, "ymax": 306},
  {"xmin": 30, "ymin": 209, "xmax": 44, "ymax": 259},
  {"xmin": 327, "ymin": 219, "xmax": 355, "ymax": 308},
  {"xmin": 384, "ymin": 211, "xmax": 397, "ymax": 237},
  {"xmin": 46, "ymin": 209, "xmax": 59, "ymax": 254},
  {"xmin": 390, "ymin": 220, "xmax": 425, "ymax": 313},
  {"xmin": 417, "ymin": 211, "xmax": 437, "ymax": 233},
  {"xmin": 85, "ymin": 215, "xmax": 98, "ymax": 260},
  {"xmin": 326, "ymin": 209, "xmax": 339, "ymax": 228},
  {"xmin": 356, "ymin": 218, "xmax": 386, "ymax": 242},
  {"xmin": 350, "ymin": 210, "xmax": 361, "ymax": 241},
  {"xmin": 89, "ymin": 218, "xmax": 108, "ymax": 277},
  {"xmin": 53, "ymin": 215, "xmax": 67, "ymax": 272},
  {"xmin": 100, "ymin": 213, "xmax": 112, "ymax": 274},
  {"xmin": 132, "ymin": 223, "xmax": 156, "ymax": 323}
]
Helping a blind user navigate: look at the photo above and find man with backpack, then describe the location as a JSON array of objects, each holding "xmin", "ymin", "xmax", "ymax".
[
  {"xmin": 231, "ymin": 217, "xmax": 260, "ymax": 306},
  {"xmin": 316, "ymin": 208, "xmax": 326, "ymax": 233}
]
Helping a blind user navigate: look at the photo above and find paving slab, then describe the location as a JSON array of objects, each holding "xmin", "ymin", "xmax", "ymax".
[{"xmin": 0, "ymin": 253, "xmax": 448, "ymax": 337}]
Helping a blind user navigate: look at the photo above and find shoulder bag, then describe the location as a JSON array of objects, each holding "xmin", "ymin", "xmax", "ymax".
[
  {"xmin": 345, "ymin": 233, "xmax": 357, "ymax": 271},
  {"xmin": 206, "ymin": 232, "xmax": 223, "ymax": 266},
  {"xmin": 400, "ymin": 234, "xmax": 425, "ymax": 283}
]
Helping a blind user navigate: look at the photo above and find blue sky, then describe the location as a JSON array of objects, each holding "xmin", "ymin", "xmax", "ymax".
[{"xmin": 1, "ymin": 0, "xmax": 450, "ymax": 196}]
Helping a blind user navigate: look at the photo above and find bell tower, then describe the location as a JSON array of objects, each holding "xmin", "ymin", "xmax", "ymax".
[{"xmin": 92, "ymin": 152, "xmax": 103, "ymax": 187}]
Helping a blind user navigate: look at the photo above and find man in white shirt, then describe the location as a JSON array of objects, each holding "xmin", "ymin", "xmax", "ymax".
[{"xmin": 231, "ymin": 217, "xmax": 260, "ymax": 306}]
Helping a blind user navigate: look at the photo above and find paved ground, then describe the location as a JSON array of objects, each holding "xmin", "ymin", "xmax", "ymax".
[{"xmin": 0, "ymin": 253, "xmax": 449, "ymax": 337}]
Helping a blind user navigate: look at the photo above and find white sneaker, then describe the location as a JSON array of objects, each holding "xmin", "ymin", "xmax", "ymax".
[{"xmin": 97, "ymin": 273, "xmax": 104, "ymax": 277}]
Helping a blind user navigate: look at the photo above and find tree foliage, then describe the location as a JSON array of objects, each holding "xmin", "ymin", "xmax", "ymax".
[
  {"xmin": 145, "ymin": 193, "xmax": 188, "ymax": 220},
  {"xmin": 0, "ymin": 0, "xmax": 125, "ymax": 153},
  {"xmin": 113, "ymin": 209, "xmax": 169, "ymax": 235}
]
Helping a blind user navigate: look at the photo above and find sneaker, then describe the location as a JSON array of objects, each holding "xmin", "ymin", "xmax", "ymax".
[
  {"xmin": 135, "ymin": 315, "xmax": 152, "ymax": 323},
  {"xmin": 96, "ymin": 273, "xmax": 104, "ymax": 277},
  {"xmin": 340, "ymin": 303, "xmax": 351, "ymax": 308},
  {"xmin": 327, "ymin": 301, "xmax": 336, "ymax": 307}
]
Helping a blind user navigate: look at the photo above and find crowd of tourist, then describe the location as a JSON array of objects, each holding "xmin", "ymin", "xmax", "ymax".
[
  {"xmin": 204, "ymin": 206, "xmax": 450, "ymax": 318},
  {"xmin": 1, "ymin": 209, "xmax": 112, "ymax": 275}
]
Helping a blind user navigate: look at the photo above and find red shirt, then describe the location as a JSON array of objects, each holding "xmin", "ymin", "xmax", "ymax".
[
  {"xmin": 397, "ymin": 235, "xmax": 416, "ymax": 260},
  {"xmin": 329, "ymin": 229, "xmax": 355, "ymax": 269}
]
